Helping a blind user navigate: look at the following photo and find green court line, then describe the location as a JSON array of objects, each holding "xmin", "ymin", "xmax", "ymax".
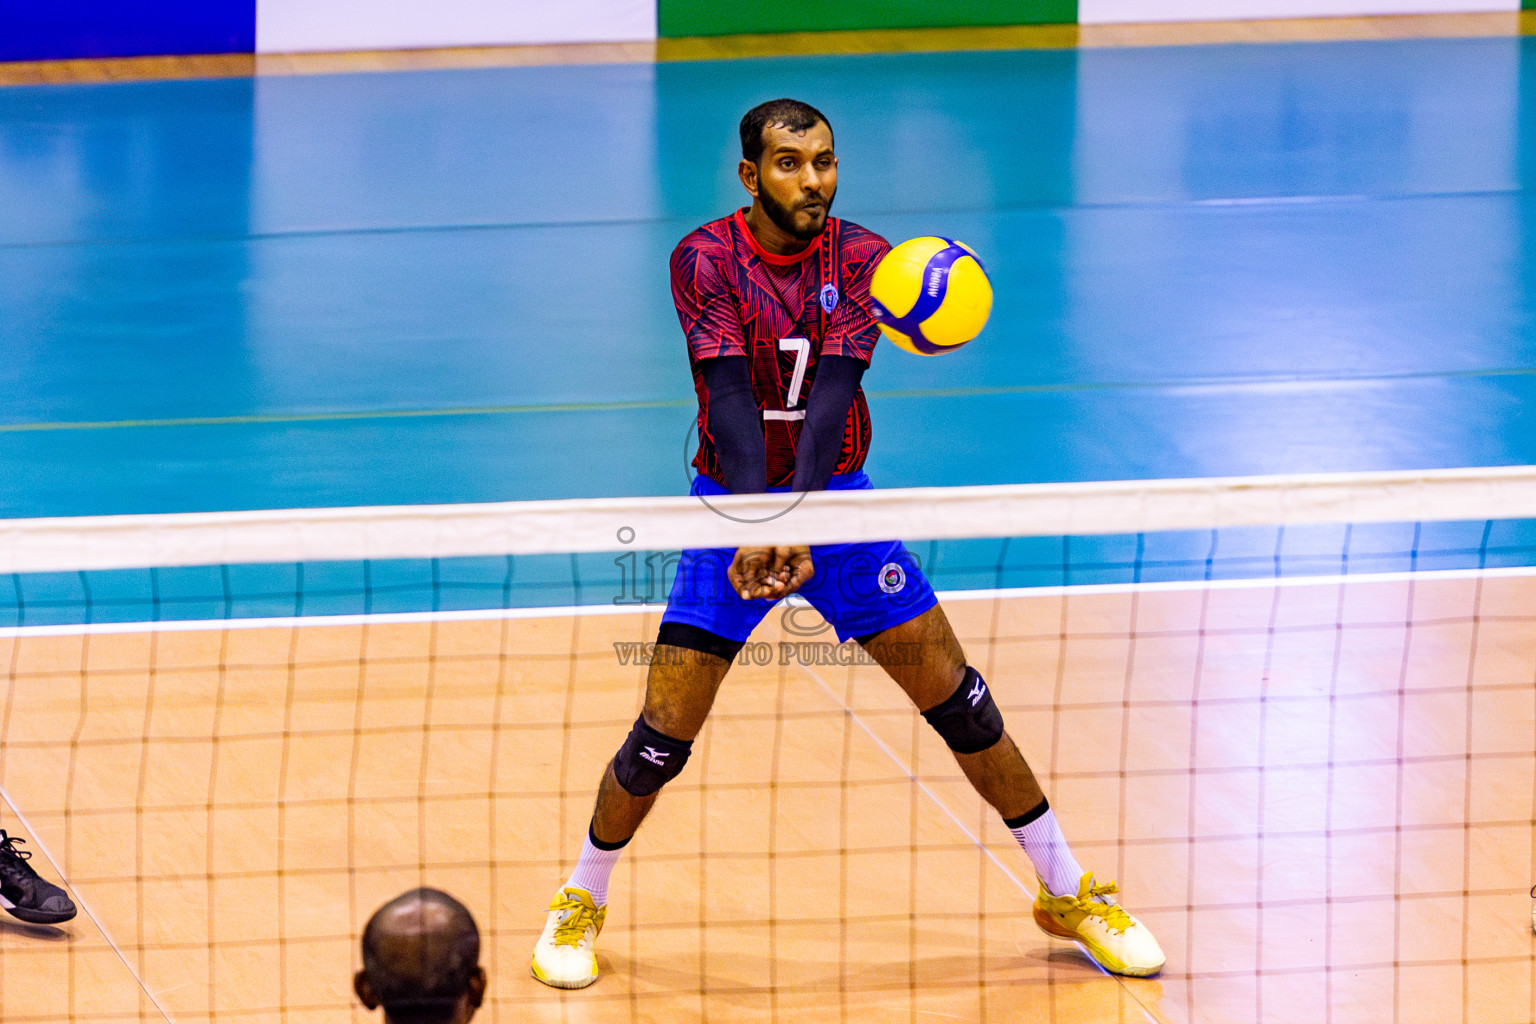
[
  {"xmin": 0, "ymin": 398, "xmax": 693, "ymax": 433},
  {"xmin": 7, "ymin": 364, "xmax": 1536, "ymax": 435}
]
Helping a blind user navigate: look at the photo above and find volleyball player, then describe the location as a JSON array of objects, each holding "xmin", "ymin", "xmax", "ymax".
[{"xmin": 531, "ymin": 98, "xmax": 1164, "ymax": 988}]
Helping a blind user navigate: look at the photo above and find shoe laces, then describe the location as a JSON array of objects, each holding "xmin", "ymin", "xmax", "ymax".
[
  {"xmin": 1075, "ymin": 879, "xmax": 1134, "ymax": 934},
  {"xmin": 0, "ymin": 831, "xmax": 34, "ymax": 872},
  {"xmin": 550, "ymin": 893, "xmax": 601, "ymax": 948}
]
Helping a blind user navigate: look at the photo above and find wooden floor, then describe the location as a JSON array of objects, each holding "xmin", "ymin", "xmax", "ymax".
[
  {"xmin": 0, "ymin": 12, "xmax": 1531, "ymax": 86},
  {"xmin": 1, "ymin": 572, "xmax": 1531, "ymax": 1023}
]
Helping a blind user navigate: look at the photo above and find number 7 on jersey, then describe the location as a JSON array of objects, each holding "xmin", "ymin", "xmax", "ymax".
[{"xmin": 764, "ymin": 336, "xmax": 810, "ymax": 422}]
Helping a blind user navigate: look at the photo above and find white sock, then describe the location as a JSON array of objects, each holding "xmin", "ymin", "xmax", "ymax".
[
  {"xmin": 1009, "ymin": 805, "xmax": 1086, "ymax": 898},
  {"xmin": 564, "ymin": 828, "xmax": 625, "ymax": 906}
]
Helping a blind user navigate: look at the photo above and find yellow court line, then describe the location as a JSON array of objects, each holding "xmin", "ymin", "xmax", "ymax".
[
  {"xmin": 654, "ymin": 23, "xmax": 1078, "ymax": 61},
  {"xmin": 1, "ymin": 13, "xmax": 1531, "ymax": 86},
  {"xmin": 3, "ymin": 363, "xmax": 1536, "ymax": 436},
  {"xmin": 0, "ymin": 398, "xmax": 693, "ymax": 434},
  {"xmin": 6, "ymin": 365, "xmax": 1535, "ymax": 435}
]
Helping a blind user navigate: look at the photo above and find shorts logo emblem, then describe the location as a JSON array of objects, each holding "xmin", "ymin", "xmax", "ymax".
[
  {"xmin": 879, "ymin": 562, "xmax": 906, "ymax": 594},
  {"xmin": 641, "ymin": 747, "xmax": 669, "ymax": 766},
  {"xmin": 819, "ymin": 283, "xmax": 839, "ymax": 313}
]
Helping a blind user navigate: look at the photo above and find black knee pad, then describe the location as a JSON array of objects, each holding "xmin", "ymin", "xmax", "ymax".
[
  {"xmin": 657, "ymin": 621, "xmax": 744, "ymax": 663},
  {"xmin": 611, "ymin": 716, "xmax": 693, "ymax": 797},
  {"xmin": 921, "ymin": 667, "xmax": 1004, "ymax": 754}
]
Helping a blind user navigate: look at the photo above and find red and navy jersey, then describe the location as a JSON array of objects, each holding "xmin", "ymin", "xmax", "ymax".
[{"xmin": 671, "ymin": 208, "xmax": 889, "ymax": 488}]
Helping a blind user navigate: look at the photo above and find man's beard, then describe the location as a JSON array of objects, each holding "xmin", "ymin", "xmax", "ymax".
[{"xmin": 759, "ymin": 186, "xmax": 833, "ymax": 241}]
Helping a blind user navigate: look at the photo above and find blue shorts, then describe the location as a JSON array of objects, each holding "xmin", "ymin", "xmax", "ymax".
[{"xmin": 660, "ymin": 471, "xmax": 938, "ymax": 644}]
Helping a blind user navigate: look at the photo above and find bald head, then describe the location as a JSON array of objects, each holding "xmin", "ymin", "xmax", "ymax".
[{"xmin": 355, "ymin": 889, "xmax": 485, "ymax": 1024}]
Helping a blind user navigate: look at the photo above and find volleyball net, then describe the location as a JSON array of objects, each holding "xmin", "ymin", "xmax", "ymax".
[{"xmin": 2, "ymin": 467, "xmax": 1534, "ymax": 1024}]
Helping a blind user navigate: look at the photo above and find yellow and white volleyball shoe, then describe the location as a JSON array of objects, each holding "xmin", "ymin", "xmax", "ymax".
[
  {"xmin": 531, "ymin": 886, "xmax": 606, "ymax": 989},
  {"xmin": 1032, "ymin": 872, "xmax": 1165, "ymax": 977}
]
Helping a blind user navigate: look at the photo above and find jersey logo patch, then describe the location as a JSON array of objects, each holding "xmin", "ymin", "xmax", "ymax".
[
  {"xmin": 819, "ymin": 283, "xmax": 840, "ymax": 313},
  {"xmin": 879, "ymin": 563, "xmax": 906, "ymax": 594}
]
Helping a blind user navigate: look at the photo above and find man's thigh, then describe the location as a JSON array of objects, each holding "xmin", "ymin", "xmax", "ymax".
[
  {"xmin": 858, "ymin": 603, "xmax": 967, "ymax": 711},
  {"xmin": 640, "ymin": 646, "xmax": 732, "ymax": 741}
]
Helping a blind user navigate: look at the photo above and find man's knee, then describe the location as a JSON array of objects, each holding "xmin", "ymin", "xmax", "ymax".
[
  {"xmin": 658, "ymin": 621, "xmax": 743, "ymax": 663},
  {"xmin": 920, "ymin": 666, "xmax": 1004, "ymax": 755},
  {"xmin": 611, "ymin": 715, "xmax": 694, "ymax": 797}
]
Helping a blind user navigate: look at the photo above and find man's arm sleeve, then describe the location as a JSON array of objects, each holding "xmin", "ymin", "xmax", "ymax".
[
  {"xmin": 791, "ymin": 355, "xmax": 865, "ymax": 492},
  {"xmin": 699, "ymin": 356, "xmax": 767, "ymax": 494},
  {"xmin": 671, "ymin": 243, "xmax": 749, "ymax": 360}
]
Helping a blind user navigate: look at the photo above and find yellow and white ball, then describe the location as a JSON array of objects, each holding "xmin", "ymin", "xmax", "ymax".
[{"xmin": 869, "ymin": 236, "xmax": 993, "ymax": 355}]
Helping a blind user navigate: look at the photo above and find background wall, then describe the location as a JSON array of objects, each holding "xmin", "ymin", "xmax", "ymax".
[
  {"xmin": 255, "ymin": 0, "xmax": 654, "ymax": 52},
  {"xmin": 0, "ymin": 0, "xmax": 253, "ymax": 62},
  {"xmin": 0, "ymin": 0, "xmax": 1525, "ymax": 63},
  {"xmin": 656, "ymin": 0, "xmax": 1075, "ymax": 37}
]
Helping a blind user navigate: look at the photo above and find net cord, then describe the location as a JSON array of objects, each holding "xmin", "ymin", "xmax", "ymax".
[{"xmin": 2, "ymin": 466, "xmax": 1534, "ymax": 574}]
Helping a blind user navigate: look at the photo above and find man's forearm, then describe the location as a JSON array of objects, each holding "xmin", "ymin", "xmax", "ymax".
[
  {"xmin": 699, "ymin": 356, "xmax": 767, "ymax": 493},
  {"xmin": 791, "ymin": 355, "xmax": 863, "ymax": 492}
]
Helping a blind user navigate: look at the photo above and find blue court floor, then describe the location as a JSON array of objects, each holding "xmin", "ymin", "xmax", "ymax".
[
  {"xmin": 2, "ymin": 36, "xmax": 1534, "ymax": 519},
  {"xmin": 3, "ymin": 37, "xmax": 1536, "ymax": 624}
]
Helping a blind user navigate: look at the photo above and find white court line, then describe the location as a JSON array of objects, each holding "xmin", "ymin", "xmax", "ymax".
[
  {"xmin": 0, "ymin": 785, "xmax": 175, "ymax": 1024},
  {"xmin": 792, "ymin": 661, "xmax": 1033, "ymax": 895},
  {"xmin": 790, "ymin": 661, "xmax": 1172, "ymax": 1020},
  {"xmin": 0, "ymin": 597, "xmax": 648, "ymax": 638},
  {"xmin": 0, "ymin": 563, "xmax": 1531, "ymax": 638}
]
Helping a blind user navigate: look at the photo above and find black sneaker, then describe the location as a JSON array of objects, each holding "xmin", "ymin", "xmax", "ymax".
[{"xmin": 0, "ymin": 830, "xmax": 76, "ymax": 924}]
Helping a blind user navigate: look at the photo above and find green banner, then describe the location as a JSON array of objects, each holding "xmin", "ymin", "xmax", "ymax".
[{"xmin": 659, "ymin": 1, "xmax": 1077, "ymax": 38}]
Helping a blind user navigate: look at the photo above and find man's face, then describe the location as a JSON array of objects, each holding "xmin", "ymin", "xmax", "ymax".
[{"xmin": 746, "ymin": 120, "xmax": 837, "ymax": 240}]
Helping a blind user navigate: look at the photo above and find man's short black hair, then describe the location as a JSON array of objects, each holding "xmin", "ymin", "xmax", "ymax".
[
  {"xmin": 361, "ymin": 889, "xmax": 480, "ymax": 1024},
  {"xmin": 740, "ymin": 98, "xmax": 833, "ymax": 164}
]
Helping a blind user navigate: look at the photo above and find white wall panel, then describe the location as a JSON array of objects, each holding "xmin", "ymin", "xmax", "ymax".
[
  {"xmin": 1079, "ymin": 0, "xmax": 1516, "ymax": 23},
  {"xmin": 256, "ymin": 0, "xmax": 654, "ymax": 53}
]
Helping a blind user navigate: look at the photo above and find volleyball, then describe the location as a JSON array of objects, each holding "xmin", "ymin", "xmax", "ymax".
[{"xmin": 869, "ymin": 236, "xmax": 992, "ymax": 355}]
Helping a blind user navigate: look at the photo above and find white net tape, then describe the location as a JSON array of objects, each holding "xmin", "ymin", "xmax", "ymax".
[{"xmin": 3, "ymin": 465, "xmax": 1535, "ymax": 574}]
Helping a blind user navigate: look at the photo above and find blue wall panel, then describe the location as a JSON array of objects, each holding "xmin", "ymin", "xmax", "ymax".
[{"xmin": 0, "ymin": 0, "xmax": 255, "ymax": 61}]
